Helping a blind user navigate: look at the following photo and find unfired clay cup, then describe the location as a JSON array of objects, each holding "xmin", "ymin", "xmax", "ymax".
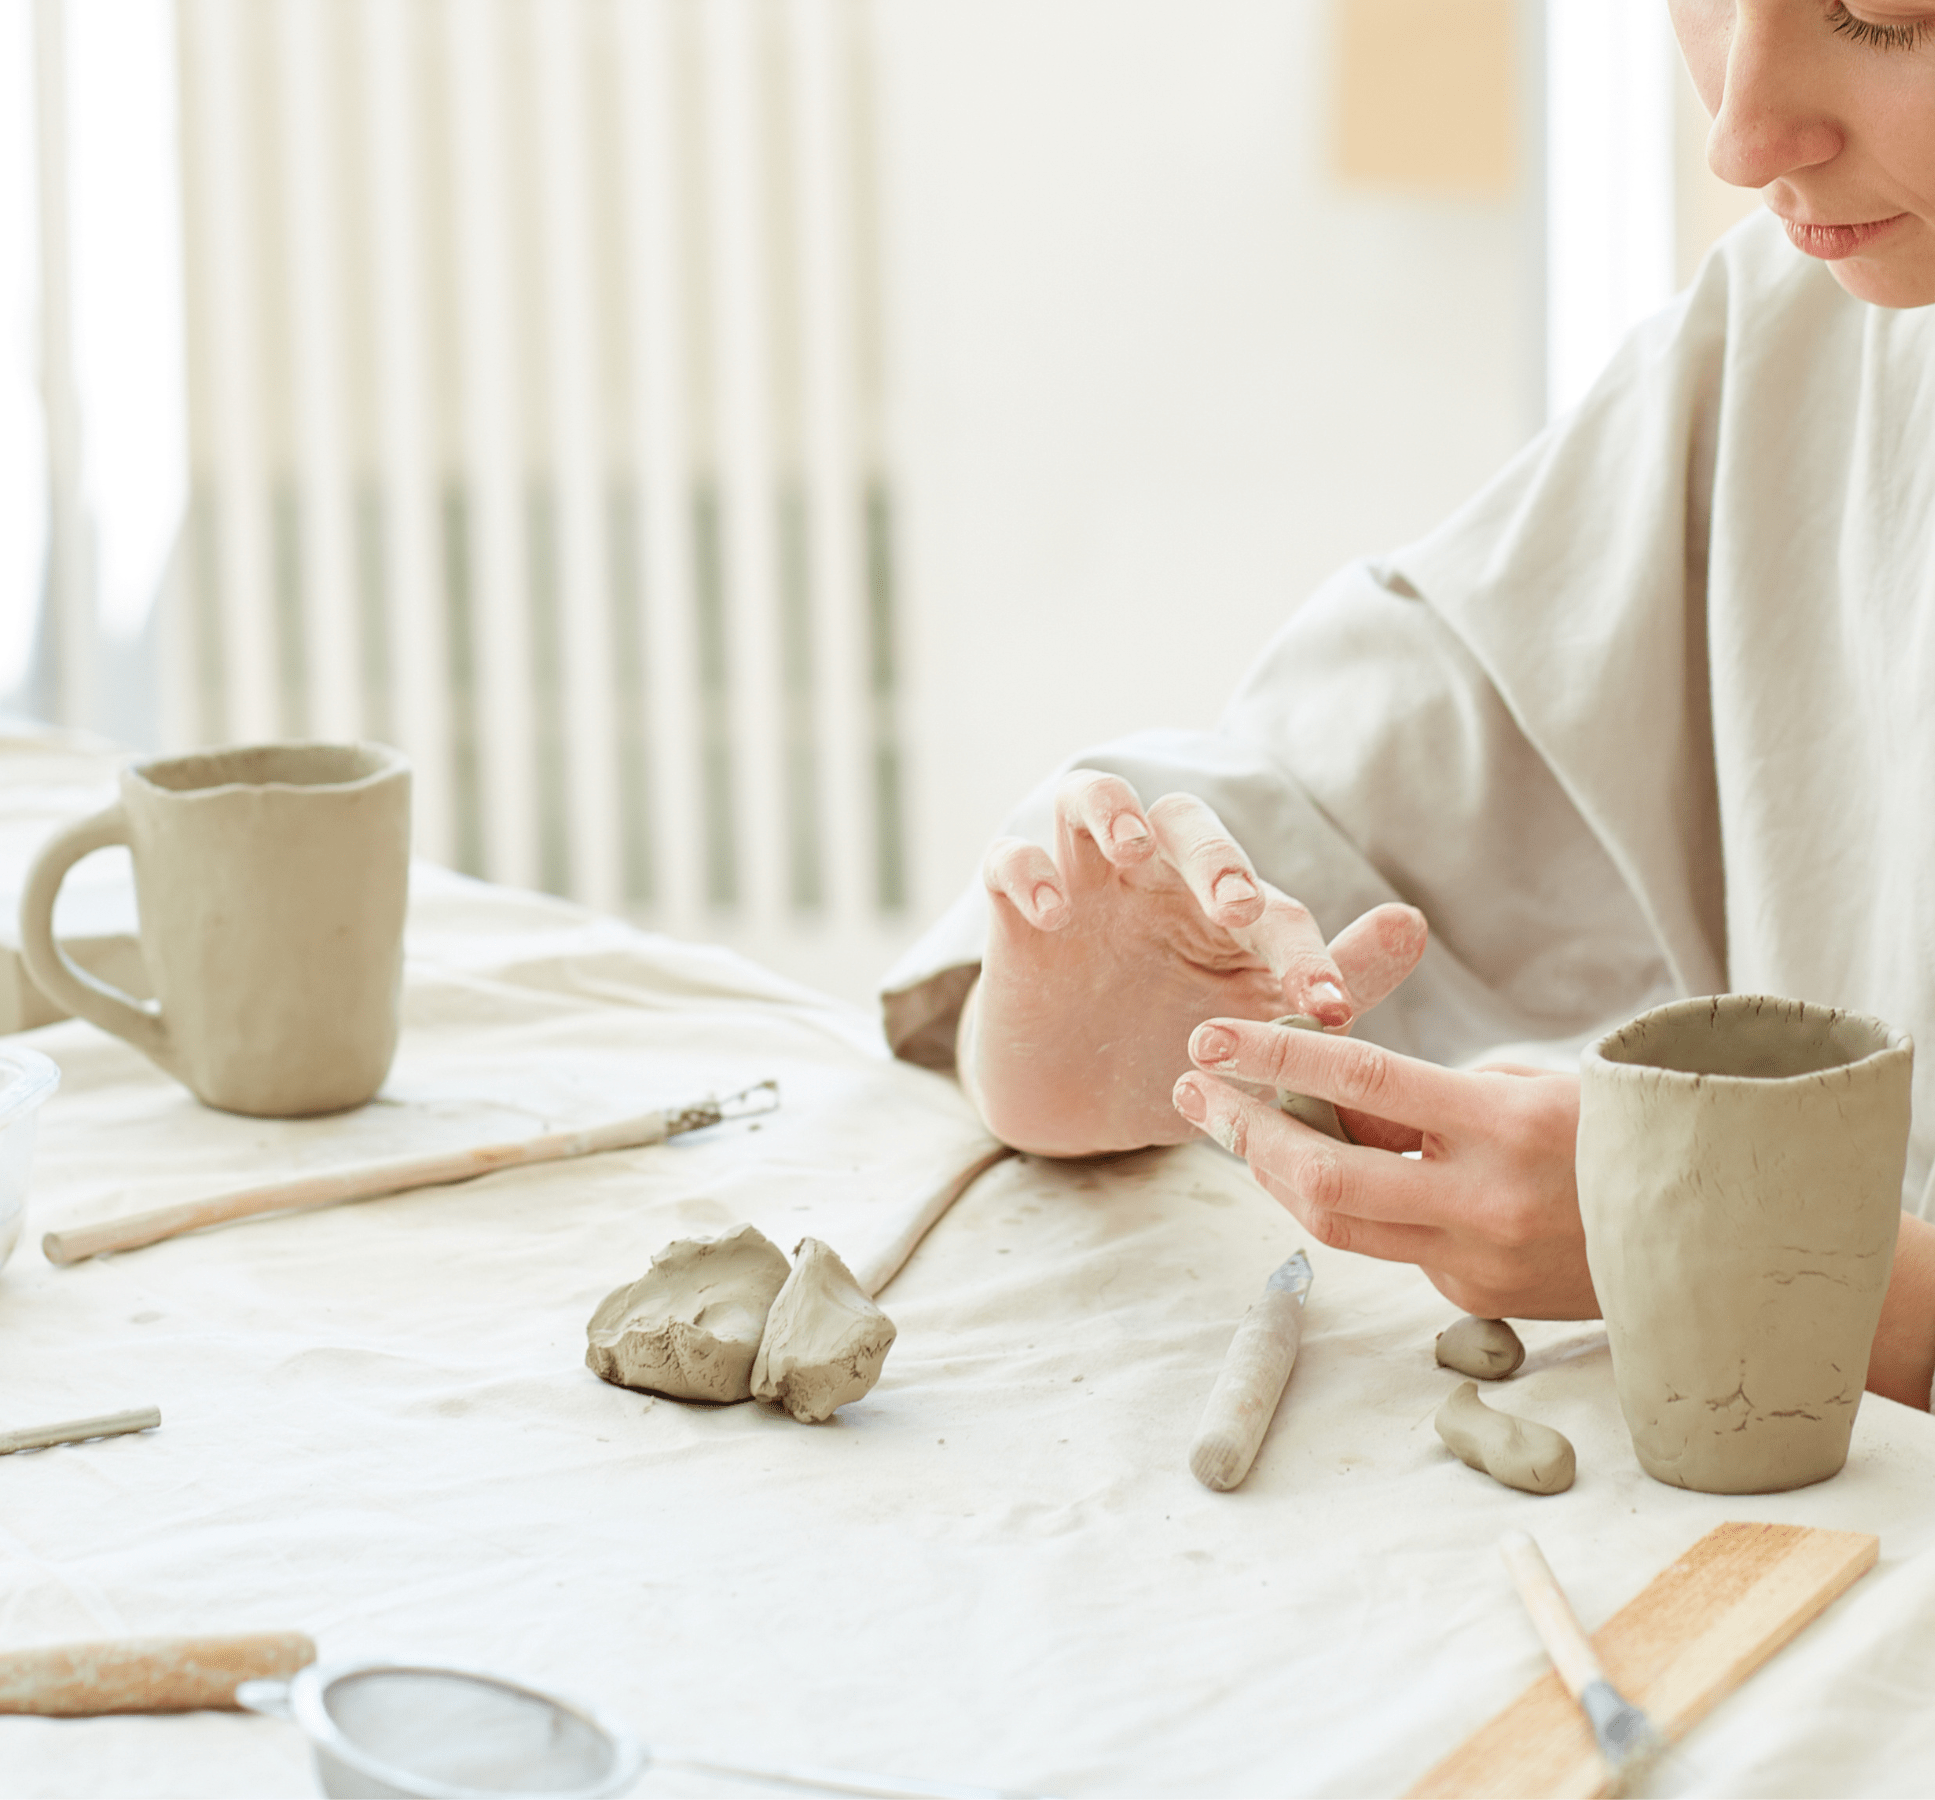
[
  {"xmin": 20, "ymin": 742, "xmax": 411, "ymax": 1118},
  {"xmin": 1578, "ymin": 995, "xmax": 1913, "ymax": 1494}
]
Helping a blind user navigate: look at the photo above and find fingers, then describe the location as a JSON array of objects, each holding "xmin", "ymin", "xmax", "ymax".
[
  {"xmin": 1326, "ymin": 903, "xmax": 1428, "ymax": 1011},
  {"xmin": 1185, "ymin": 1015, "xmax": 1481, "ymax": 1137},
  {"xmin": 1145, "ymin": 792, "xmax": 1268, "ymax": 929},
  {"xmin": 1053, "ymin": 770, "xmax": 1154, "ymax": 893},
  {"xmin": 1236, "ymin": 889, "xmax": 1355, "ymax": 1026},
  {"xmin": 983, "ymin": 771, "xmax": 1156, "ymax": 927},
  {"xmin": 981, "ymin": 836, "xmax": 1070, "ymax": 930},
  {"xmin": 1171, "ymin": 1073, "xmax": 1446, "ymax": 1259}
]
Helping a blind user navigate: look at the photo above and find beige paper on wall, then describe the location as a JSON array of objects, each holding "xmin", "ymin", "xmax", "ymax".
[{"xmin": 1333, "ymin": 0, "xmax": 1518, "ymax": 199}]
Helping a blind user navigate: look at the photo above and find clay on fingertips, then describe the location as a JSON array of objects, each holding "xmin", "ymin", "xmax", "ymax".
[
  {"xmin": 1435, "ymin": 1316, "xmax": 1525, "ymax": 1381},
  {"xmin": 1434, "ymin": 1380, "xmax": 1575, "ymax": 1495},
  {"xmin": 1269, "ymin": 1015, "xmax": 1349, "ymax": 1142},
  {"xmin": 586, "ymin": 1224, "xmax": 790, "ymax": 1403},
  {"xmin": 751, "ymin": 1238, "xmax": 897, "ymax": 1423}
]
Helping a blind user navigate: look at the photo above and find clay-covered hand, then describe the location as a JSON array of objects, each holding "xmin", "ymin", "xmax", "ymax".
[
  {"xmin": 955, "ymin": 770, "xmax": 1427, "ymax": 1156},
  {"xmin": 1173, "ymin": 1020, "xmax": 1594, "ymax": 1320}
]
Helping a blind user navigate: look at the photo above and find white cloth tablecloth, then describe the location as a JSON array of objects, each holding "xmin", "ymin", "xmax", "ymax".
[{"xmin": 3, "ymin": 737, "xmax": 1935, "ymax": 1798}]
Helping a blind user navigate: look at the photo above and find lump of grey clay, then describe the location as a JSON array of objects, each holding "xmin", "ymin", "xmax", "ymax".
[
  {"xmin": 1434, "ymin": 1380, "xmax": 1575, "ymax": 1496},
  {"xmin": 1435, "ymin": 1316, "xmax": 1525, "ymax": 1381},
  {"xmin": 751, "ymin": 1238, "xmax": 897, "ymax": 1423},
  {"xmin": 586, "ymin": 1223, "xmax": 790, "ymax": 1403},
  {"xmin": 1269, "ymin": 1015, "xmax": 1348, "ymax": 1142}
]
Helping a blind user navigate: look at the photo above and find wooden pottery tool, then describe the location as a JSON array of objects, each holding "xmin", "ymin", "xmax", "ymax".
[
  {"xmin": 1188, "ymin": 1248, "xmax": 1313, "ymax": 1491},
  {"xmin": 0, "ymin": 1405, "xmax": 160, "ymax": 1455},
  {"xmin": 0, "ymin": 1632, "xmax": 316, "ymax": 1714},
  {"xmin": 1408, "ymin": 1520, "xmax": 1879, "ymax": 1798},
  {"xmin": 1497, "ymin": 1531, "xmax": 1665, "ymax": 1794},
  {"xmin": 43, "ymin": 1080, "xmax": 780, "ymax": 1265}
]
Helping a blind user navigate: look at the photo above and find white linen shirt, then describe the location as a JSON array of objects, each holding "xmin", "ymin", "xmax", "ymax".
[{"xmin": 882, "ymin": 211, "xmax": 1935, "ymax": 1239}]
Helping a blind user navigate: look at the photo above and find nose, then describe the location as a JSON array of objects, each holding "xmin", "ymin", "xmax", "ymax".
[{"xmin": 1705, "ymin": 5, "xmax": 1843, "ymax": 189}]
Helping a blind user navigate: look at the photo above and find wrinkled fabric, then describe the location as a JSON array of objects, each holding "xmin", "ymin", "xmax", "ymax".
[{"xmin": 883, "ymin": 213, "xmax": 1935, "ymax": 1225}]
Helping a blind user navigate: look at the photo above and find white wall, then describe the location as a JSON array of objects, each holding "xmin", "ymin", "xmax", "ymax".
[{"xmin": 878, "ymin": 0, "xmax": 1544, "ymax": 928}]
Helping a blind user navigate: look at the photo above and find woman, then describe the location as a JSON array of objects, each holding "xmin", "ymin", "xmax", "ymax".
[{"xmin": 880, "ymin": 0, "xmax": 1935, "ymax": 1408}]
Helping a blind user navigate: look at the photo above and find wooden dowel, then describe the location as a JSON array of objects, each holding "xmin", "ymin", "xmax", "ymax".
[
  {"xmin": 1498, "ymin": 1530, "xmax": 1606, "ymax": 1699},
  {"xmin": 0, "ymin": 1631, "xmax": 315, "ymax": 1714},
  {"xmin": 0, "ymin": 1406, "xmax": 161, "ymax": 1455},
  {"xmin": 44, "ymin": 1081, "xmax": 778, "ymax": 1266}
]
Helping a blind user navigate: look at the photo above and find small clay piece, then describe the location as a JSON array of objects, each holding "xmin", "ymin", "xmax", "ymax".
[
  {"xmin": 1268, "ymin": 1015, "xmax": 1348, "ymax": 1142},
  {"xmin": 751, "ymin": 1238, "xmax": 897, "ymax": 1423},
  {"xmin": 1434, "ymin": 1380, "xmax": 1575, "ymax": 1496},
  {"xmin": 586, "ymin": 1224, "xmax": 790, "ymax": 1402},
  {"xmin": 1435, "ymin": 1316, "xmax": 1525, "ymax": 1381}
]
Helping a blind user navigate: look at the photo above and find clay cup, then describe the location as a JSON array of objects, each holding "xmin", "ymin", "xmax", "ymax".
[
  {"xmin": 20, "ymin": 743, "xmax": 411, "ymax": 1118},
  {"xmin": 1578, "ymin": 995, "xmax": 1913, "ymax": 1494}
]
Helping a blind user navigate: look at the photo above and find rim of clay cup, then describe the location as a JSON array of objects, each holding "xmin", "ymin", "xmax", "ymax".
[
  {"xmin": 125, "ymin": 740, "xmax": 409, "ymax": 799},
  {"xmin": 1582, "ymin": 993, "xmax": 1912, "ymax": 1088}
]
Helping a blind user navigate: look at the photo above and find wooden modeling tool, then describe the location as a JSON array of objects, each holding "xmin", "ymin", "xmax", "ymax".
[
  {"xmin": 1497, "ymin": 1531, "xmax": 1665, "ymax": 1794},
  {"xmin": 1408, "ymin": 1520, "xmax": 1879, "ymax": 1799},
  {"xmin": 43, "ymin": 1080, "xmax": 780, "ymax": 1266},
  {"xmin": 0, "ymin": 1632, "xmax": 315, "ymax": 1714},
  {"xmin": 0, "ymin": 1405, "xmax": 160, "ymax": 1455},
  {"xmin": 1188, "ymin": 1248, "xmax": 1313, "ymax": 1491}
]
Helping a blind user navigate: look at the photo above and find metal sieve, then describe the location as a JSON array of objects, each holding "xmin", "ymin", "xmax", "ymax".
[{"xmin": 239, "ymin": 1660, "xmax": 1028, "ymax": 1800}]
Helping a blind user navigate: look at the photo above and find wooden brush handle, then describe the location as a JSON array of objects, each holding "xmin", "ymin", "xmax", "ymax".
[
  {"xmin": 1499, "ymin": 1530, "xmax": 1606, "ymax": 1699},
  {"xmin": 0, "ymin": 1632, "xmax": 316, "ymax": 1714}
]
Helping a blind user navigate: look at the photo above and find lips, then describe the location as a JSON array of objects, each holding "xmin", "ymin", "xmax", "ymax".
[{"xmin": 1779, "ymin": 213, "xmax": 1908, "ymax": 260}]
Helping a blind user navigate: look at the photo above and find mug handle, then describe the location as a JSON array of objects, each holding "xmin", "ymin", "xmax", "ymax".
[{"xmin": 18, "ymin": 804, "xmax": 174, "ymax": 1070}]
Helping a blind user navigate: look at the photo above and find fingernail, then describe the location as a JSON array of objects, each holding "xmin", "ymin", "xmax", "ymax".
[
  {"xmin": 1307, "ymin": 978, "xmax": 1350, "ymax": 1023},
  {"xmin": 1192, "ymin": 1024, "xmax": 1238, "ymax": 1066},
  {"xmin": 1032, "ymin": 883, "xmax": 1065, "ymax": 920},
  {"xmin": 1213, "ymin": 872, "xmax": 1257, "ymax": 908},
  {"xmin": 1172, "ymin": 1078, "xmax": 1207, "ymax": 1124},
  {"xmin": 1111, "ymin": 814, "xmax": 1151, "ymax": 847}
]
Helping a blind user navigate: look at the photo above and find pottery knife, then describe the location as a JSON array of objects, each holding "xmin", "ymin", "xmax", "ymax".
[{"xmin": 1188, "ymin": 1248, "xmax": 1314, "ymax": 1492}]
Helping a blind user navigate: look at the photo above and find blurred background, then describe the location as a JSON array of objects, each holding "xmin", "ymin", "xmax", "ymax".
[{"xmin": 1, "ymin": 0, "xmax": 1756, "ymax": 1003}]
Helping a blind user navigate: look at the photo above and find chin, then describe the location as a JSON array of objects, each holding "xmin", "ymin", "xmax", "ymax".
[{"xmin": 1825, "ymin": 240, "xmax": 1935, "ymax": 309}]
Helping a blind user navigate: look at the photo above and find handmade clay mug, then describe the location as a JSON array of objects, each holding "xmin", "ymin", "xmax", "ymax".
[
  {"xmin": 19, "ymin": 742, "xmax": 411, "ymax": 1118},
  {"xmin": 1578, "ymin": 995, "xmax": 1913, "ymax": 1494}
]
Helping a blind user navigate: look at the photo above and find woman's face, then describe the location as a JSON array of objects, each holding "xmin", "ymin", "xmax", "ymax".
[{"xmin": 1671, "ymin": 0, "xmax": 1935, "ymax": 306}]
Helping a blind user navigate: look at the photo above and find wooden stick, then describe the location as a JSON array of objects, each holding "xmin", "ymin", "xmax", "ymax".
[
  {"xmin": 1188, "ymin": 1249, "xmax": 1314, "ymax": 1491},
  {"xmin": 1409, "ymin": 1521, "xmax": 1878, "ymax": 1798},
  {"xmin": 0, "ymin": 1406, "xmax": 161, "ymax": 1455},
  {"xmin": 43, "ymin": 1081, "xmax": 780, "ymax": 1266},
  {"xmin": 0, "ymin": 1632, "xmax": 315, "ymax": 1714}
]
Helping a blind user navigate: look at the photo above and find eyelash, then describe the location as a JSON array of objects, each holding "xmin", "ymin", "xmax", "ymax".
[{"xmin": 1828, "ymin": 3, "xmax": 1931, "ymax": 49}]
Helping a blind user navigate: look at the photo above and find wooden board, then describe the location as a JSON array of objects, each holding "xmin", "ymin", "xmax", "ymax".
[{"xmin": 1409, "ymin": 1521, "xmax": 1879, "ymax": 1799}]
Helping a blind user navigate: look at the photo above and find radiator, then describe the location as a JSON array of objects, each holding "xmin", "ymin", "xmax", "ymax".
[{"xmin": 167, "ymin": 0, "xmax": 909, "ymax": 986}]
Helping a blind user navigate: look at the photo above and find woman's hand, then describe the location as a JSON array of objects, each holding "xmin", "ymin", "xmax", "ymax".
[
  {"xmin": 1172, "ymin": 1016, "xmax": 1595, "ymax": 1319},
  {"xmin": 955, "ymin": 770, "xmax": 1427, "ymax": 1157}
]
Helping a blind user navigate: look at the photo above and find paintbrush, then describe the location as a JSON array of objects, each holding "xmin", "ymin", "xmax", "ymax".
[
  {"xmin": 1498, "ymin": 1530, "xmax": 1667, "ymax": 1795},
  {"xmin": 42, "ymin": 1080, "xmax": 780, "ymax": 1265}
]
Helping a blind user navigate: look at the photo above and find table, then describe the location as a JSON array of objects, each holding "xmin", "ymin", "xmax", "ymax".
[{"xmin": 3, "ymin": 731, "xmax": 1934, "ymax": 1798}]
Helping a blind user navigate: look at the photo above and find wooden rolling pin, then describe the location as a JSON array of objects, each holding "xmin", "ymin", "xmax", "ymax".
[
  {"xmin": 0, "ymin": 1632, "xmax": 316, "ymax": 1714},
  {"xmin": 44, "ymin": 1080, "xmax": 779, "ymax": 1266},
  {"xmin": 1188, "ymin": 1248, "xmax": 1314, "ymax": 1490}
]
